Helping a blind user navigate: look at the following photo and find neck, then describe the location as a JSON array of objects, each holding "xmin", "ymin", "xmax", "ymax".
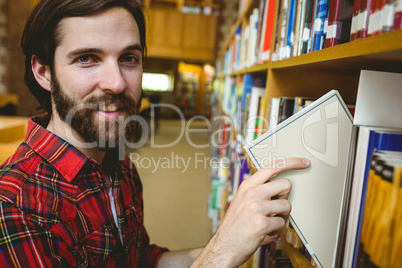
[{"xmin": 46, "ymin": 116, "xmax": 106, "ymax": 164}]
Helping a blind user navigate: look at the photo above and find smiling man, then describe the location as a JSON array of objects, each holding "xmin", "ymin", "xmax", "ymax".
[{"xmin": 0, "ymin": 0, "xmax": 310, "ymax": 267}]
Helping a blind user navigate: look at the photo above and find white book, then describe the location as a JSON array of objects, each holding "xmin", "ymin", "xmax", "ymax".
[
  {"xmin": 244, "ymin": 86, "xmax": 266, "ymax": 147},
  {"xmin": 244, "ymin": 90, "xmax": 353, "ymax": 268},
  {"xmin": 268, "ymin": 97, "xmax": 280, "ymax": 132}
]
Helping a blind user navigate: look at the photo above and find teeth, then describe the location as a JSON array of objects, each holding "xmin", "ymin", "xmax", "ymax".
[{"xmin": 98, "ymin": 105, "xmax": 123, "ymax": 112}]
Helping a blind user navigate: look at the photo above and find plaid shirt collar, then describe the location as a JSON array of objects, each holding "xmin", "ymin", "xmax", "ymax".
[{"xmin": 25, "ymin": 116, "xmax": 90, "ymax": 183}]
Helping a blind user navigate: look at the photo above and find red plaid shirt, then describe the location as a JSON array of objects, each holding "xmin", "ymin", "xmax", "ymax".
[{"xmin": 0, "ymin": 116, "xmax": 168, "ymax": 267}]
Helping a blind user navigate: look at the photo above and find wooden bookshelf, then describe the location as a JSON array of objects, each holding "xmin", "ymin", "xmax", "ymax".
[{"xmin": 211, "ymin": 0, "xmax": 402, "ymax": 266}]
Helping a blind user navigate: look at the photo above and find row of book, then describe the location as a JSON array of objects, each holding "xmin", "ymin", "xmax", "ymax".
[
  {"xmin": 211, "ymin": 70, "xmax": 402, "ymax": 267},
  {"xmin": 284, "ymin": 222, "xmax": 319, "ymax": 267},
  {"xmin": 244, "ymin": 221, "xmax": 322, "ymax": 267},
  {"xmin": 343, "ymin": 128, "xmax": 402, "ymax": 268},
  {"xmin": 217, "ymin": 0, "xmax": 402, "ymax": 75},
  {"xmin": 218, "ymin": 73, "xmax": 332, "ymax": 148}
]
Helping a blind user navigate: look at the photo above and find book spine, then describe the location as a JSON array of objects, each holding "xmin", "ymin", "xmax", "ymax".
[
  {"xmin": 393, "ymin": 0, "xmax": 402, "ymax": 29},
  {"xmin": 367, "ymin": 0, "xmax": 386, "ymax": 36},
  {"xmin": 313, "ymin": 0, "xmax": 328, "ymax": 51},
  {"xmin": 293, "ymin": 0, "xmax": 304, "ymax": 56},
  {"xmin": 302, "ymin": 0, "xmax": 315, "ymax": 53},
  {"xmin": 358, "ymin": 0, "xmax": 373, "ymax": 39},
  {"xmin": 285, "ymin": 0, "xmax": 298, "ymax": 58},
  {"xmin": 272, "ymin": 0, "xmax": 284, "ymax": 61},
  {"xmin": 256, "ymin": 0, "xmax": 267, "ymax": 62},
  {"xmin": 322, "ymin": 0, "xmax": 331, "ymax": 49},
  {"xmin": 381, "ymin": 0, "xmax": 395, "ymax": 32},
  {"xmin": 280, "ymin": 0, "xmax": 290, "ymax": 60},
  {"xmin": 297, "ymin": 0, "xmax": 308, "ymax": 55},
  {"xmin": 261, "ymin": 0, "xmax": 278, "ymax": 62},
  {"xmin": 277, "ymin": 97, "xmax": 295, "ymax": 124},
  {"xmin": 350, "ymin": 0, "xmax": 361, "ymax": 40},
  {"xmin": 309, "ymin": 0, "xmax": 319, "ymax": 52}
]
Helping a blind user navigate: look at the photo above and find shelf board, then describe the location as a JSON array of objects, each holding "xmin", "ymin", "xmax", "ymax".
[
  {"xmin": 220, "ymin": 30, "xmax": 402, "ymax": 75},
  {"xmin": 270, "ymin": 30, "xmax": 402, "ymax": 72},
  {"xmin": 232, "ymin": 62, "xmax": 271, "ymax": 75},
  {"xmin": 280, "ymin": 232, "xmax": 313, "ymax": 268}
]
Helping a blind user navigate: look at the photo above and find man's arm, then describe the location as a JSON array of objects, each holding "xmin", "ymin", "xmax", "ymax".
[
  {"xmin": 157, "ymin": 248, "xmax": 203, "ymax": 268},
  {"xmin": 190, "ymin": 157, "xmax": 310, "ymax": 267}
]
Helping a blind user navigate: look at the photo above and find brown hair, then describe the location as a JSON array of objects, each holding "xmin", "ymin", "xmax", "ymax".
[{"xmin": 21, "ymin": 0, "xmax": 147, "ymax": 115}]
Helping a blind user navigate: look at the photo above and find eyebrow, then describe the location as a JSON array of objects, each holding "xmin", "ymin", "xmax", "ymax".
[{"xmin": 67, "ymin": 44, "xmax": 143, "ymax": 58}]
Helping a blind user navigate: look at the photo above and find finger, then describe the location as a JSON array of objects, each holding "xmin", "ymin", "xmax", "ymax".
[
  {"xmin": 261, "ymin": 234, "xmax": 280, "ymax": 245},
  {"xmin": 263, "ymin": 215, "xmax": 287, "ymax": 236},
  {"xmin": 251, "ymin": 157, "xmax": 310, "ymax": 185},
  {"xmin": 261, "ymin": 199, "xmax": 292, "ymax": 218},
  {"xmin": 251, "ymin": 178, "xmax": 292, "ymax": 201}
]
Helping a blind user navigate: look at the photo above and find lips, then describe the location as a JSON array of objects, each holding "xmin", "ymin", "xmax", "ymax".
[{"xmin": 97, "ymin": 104, "xmax": 126, "ymax": 112}]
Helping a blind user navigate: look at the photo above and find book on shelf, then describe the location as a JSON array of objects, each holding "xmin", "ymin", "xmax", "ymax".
[
  {"xmin": 244, "ymin": 86, "xmax": 266, "ymax": 147},
  {"xmin": 367, "ymin": 0, "xmax": 387, "ymax": 36},
  {"xmin": 260, "ymin": 0, "xmax": 278, "ymax": 62},
  {"xmin": 323, "ymin": 0, "xmax": 332, "ymax": 48},
  {"xmin": 295, "ymin": 0, "xmax": 309, "ymax": 55},
  {"xmin": 248, "ymin": 8, "xmax": 260, "ymax": 67},
  {"xmin": 280, "ymin": 0, "xmax": 290, "ymax": 59},
  {"xmin": 382, "ymin": 0, "xmax": 395, "ymax": 32},
  {"xmin": 285, "ymin": 0, "xmax": 298, "ymax": 58},
  {"xmin": 312, "ymin": 0, "xmax": 329, "ymax": 51},
  {"xmin": 293, "ymin": 96, "xmax": 316, "ymax": 114},
  {"xmin": 350, "ymin": 0, "xmax": 361, "ymax": 40},
  {"xmin": 308, "ymin": 0, "xmax": 319, "ymax": 52},
  {"xmin": 254, "ymin": 94, "xmax": 267, "ymax": 139},
  {"xmin": 267, "ymin": 97, "xmax": 280, "ymax": 132},
  {"xmin": 325, "ymin": 0, "xmax": 353, "ymax": 47},
  {"xmin": 255, "ymin": 0, "xmax": 267, "ymax": 63},
  {"xmin": 240, "ymin": 70, "xmax": 402, "ymax": 268},
  {"xmin": 356, "ymin": 0, "xmax": 373, "ymax": 39},
  {"xmin": 292, "ymin": 0, "xmax": 305, "ymax": 56},
  {"xmin": 395, "ymin": 0, "xmax": 402, "ymax": 29},
  {"xmin": 340, "ymin": 70, "xmax": 402, "ymax": 268},
  {"xmin": 244, "ymin": 89, "xmax": 354, "ymax": 268},
  {"xmin": 219, "ymin": 0, "xmax": 401, "ymax": 72},
  {"xmin": 302, "ymin": 0, "xmax": 315, "ymax": 53},
  {"xmin": 277, "ymin": 96, "xmax": 295, "ymax": 124},
  {"xmin": 234, "ymin": 27, "xmax": 242, "ymax": 72},
  {"xmin": 241, "ymin": 75, "xmax": 267, "ymax": 140}
]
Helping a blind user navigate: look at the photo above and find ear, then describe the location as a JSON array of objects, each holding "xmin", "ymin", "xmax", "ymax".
[{"xmin": 31, "ymin": 55, "xmax": 52, "ymax": 92}]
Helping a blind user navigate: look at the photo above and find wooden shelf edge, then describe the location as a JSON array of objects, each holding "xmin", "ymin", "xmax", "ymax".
[
  {"xmin": 217, "ymin": 30, "xmax": 402, "ymax": 74},
  {"xmin": 280, "ymin": 232, "xmax": 313, "ymax": 268},
  {"xmin": 271, "ymin": 30, "xmax": 402, "ymax": 69}
]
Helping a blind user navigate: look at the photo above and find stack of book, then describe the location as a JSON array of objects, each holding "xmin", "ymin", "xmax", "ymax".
[{"xmin": 218, "ymin": 0, "xmax": 402, "ymax": 74}]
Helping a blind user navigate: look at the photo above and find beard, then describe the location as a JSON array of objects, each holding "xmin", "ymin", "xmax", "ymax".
[{"xmin": 51, "ymin": 74, "xmax": 141, "ymax": 151}]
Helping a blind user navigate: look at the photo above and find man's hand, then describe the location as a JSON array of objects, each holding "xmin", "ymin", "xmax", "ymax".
[{"xmin": 192, "ymin": 157, "xmax": 310, "ymax": 267}]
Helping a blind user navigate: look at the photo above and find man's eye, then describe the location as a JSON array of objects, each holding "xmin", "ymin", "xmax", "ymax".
[
  {"xmin": 77, "ymin": 55, "xmax": 94, "ymax": 64},
  {"xmin": 121, "ymin": 55, "xmax": 139, "ymax": 64}
]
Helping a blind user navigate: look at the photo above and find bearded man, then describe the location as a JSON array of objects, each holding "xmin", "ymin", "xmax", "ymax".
[{"xmin": 0, "ymin": 0, "xmax": 310, "ymax": 267}]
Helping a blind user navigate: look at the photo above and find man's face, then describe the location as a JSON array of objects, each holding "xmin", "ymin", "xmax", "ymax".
[{"xmin": 51, "ymin": 7, "xmax": 143, "ymax": 150}]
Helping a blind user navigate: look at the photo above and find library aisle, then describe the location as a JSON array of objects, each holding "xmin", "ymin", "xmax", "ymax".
[{"xmin": 128, "ymin": 119, "xmax": 212, "ymax": 251}]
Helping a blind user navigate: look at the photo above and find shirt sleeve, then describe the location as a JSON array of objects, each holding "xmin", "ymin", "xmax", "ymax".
[
  {"xmin": 139, "ymin": 226, "xmax": 169, "ymax": 267},
  {"xmin": 0, "ymin": 201, "xmax": 77, "ymax": 267}
]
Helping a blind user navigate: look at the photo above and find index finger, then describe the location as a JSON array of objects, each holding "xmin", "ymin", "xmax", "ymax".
[{"xmin": 251, "ymin": 157, "xmax": 310, "ymax": 185}]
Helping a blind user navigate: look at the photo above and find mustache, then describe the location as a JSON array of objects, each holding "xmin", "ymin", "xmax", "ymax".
[{"xmin": 81, "ymin": 94, "xmax": 139, "ymax": 112}]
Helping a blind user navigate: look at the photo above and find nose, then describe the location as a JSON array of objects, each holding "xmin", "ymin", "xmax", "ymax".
[{"xmin": 98, "ymin": 60, "xmax": 126, "ymax": 94}]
